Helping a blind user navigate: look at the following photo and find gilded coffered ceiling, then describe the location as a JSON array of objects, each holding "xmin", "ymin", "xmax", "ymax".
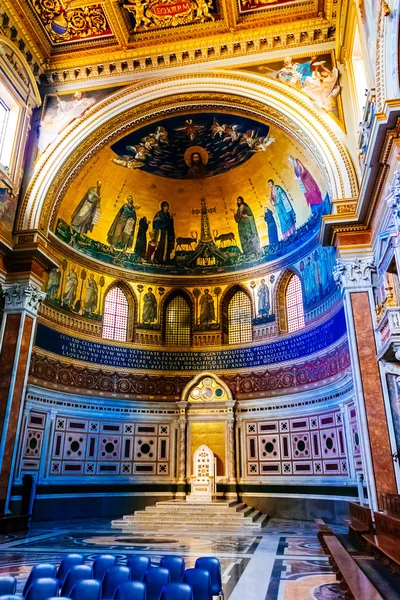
[{"xmin": 3, "ymin": 0, "xmax": 336, "ymax": 76}]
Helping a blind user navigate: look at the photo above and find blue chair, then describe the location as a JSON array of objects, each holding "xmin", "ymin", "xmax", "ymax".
[
  {"xmin": 143, "ymin": 568, "xmax": 170, "ymax": 600},
  {"xmin": 70, "ymin": 579, "xmax": 102, "ymax": 600},
  {"xmin": 23, "ymin": 564, "xmax": 57, "ymax": 595},
  {"xmin": 93, "ymin": 555, "xmax": 117, "ymax": 581},
  {"xmin": 25, "ymin": 578, "xmax": 59, "ymax": 600},
  {"xmin": 113, "ymin": 581, "xmax": 146, "ymax": 600},
  {"xmin": 61, "ymin": 565, "xmax": 93, "ymax": 597},
  {"xmin": 183, "ymin": 569, "xmax": 212, "ymax": 600},
  {"xmin": 57, "ymin": 554, "xmax": 85, "ymax": 585},
  {"xmin": 160, "ymin": 583, "xmax": 193, "ymax": 600},
  {"xmin": 102, "ymin": 566, "xmax": 130, "ymax": 599},
  {"xmin": 0, "ymin": 577, "xmax": 16, "ymax": 596},
  {"xmin": 195, "ymin": 558, "xmax": 223, "ymax": 598},
  {"xmin": 160, "ymin": 556, "xmax": 185, "ymax": 583},
  {"xmin": 127, "ymin": 556, "xmax": 150, "ymax": 582}
]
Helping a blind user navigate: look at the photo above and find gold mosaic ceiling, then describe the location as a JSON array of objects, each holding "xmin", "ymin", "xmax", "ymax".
[{"xmin": 9, "ymin": 0, "xmax": 332, "ymax": 68}]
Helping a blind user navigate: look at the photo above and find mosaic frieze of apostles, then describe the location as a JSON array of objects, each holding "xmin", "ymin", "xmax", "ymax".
[
  {"xmin": 123, "ymin": 0, "xmax": 218, "ymax": 31},
  {"xmin": 37, "ymin": 88, "xmax": 120, "ymax": 158},
  {"xmin": 240, "ymin": 53, "xmax": 341, "ymax": 118},
  {"xmin": 54, "ymin": 111, "xmax": 330, "ymax": 278}
]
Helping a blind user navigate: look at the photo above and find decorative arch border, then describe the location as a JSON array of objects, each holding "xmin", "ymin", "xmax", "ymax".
[
  {"xmin": 275, "ymin": 267, "xmax": 303, "ymax": 334},
  {"xmin": 17, "ymin": 71, "xmax": 358, "ymax": 237},
  {"xmin": 181, "ymin": 371, "xmax": 233, "ymax": 402},
  {"xmin": 161, "ymin": 287, "xmax": 194, "ymax": 346},
  {"xmin": 102, "ymin": 279, "xmax": 137, "ymax": 342}
]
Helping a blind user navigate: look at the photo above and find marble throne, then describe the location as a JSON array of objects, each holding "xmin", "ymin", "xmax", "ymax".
[{"xmin": 187, "ymin": 444, "xmax": 215, "ymax": 502}]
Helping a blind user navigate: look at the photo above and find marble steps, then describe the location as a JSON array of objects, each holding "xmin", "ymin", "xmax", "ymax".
[{"xmin": 112, "ymin": 500, "xmax": 268, "ymax": 530}]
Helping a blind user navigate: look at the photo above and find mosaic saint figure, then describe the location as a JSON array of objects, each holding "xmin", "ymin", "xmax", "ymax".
[
  {"xmin": 143, "ymin": 287, "xmax": 157, "ymax": 323},
  {"xmin": 315, "ymin": 248, "xmax": 328, "ymax": 293},
  {"xmin": 263, "ymin": 206, "xmax": 279, "ymax": 244},
  {"xmin": 257, "ymin": 279, "xmax": 270, "ymax": 317},
  {"xmin": 84, "ymin": 273, "xmax": 98, "ymax": 314},
  {"xmin": 268, "ymin": 180, "xmax": 296, "ymax": 240},
  {"xmin": 47, "ymin": 268, "xmax": 61, "ymax": 299},
  {"xmin": 153, "ymin": 201, "xmax": 175, "ymax": 264},
  {"xmin": 233, "ymin": 196, "xmax": 260, "ymax": 256},
  {"xmin": 199, "ymin": 289, "xmax": 215, "ymax": 325},
  {"xmin": 134, "ymin": 216, "xmax": 149, "ymax": 259},
  {"xmin": 63, "ymin": 265, "xmax": 78, "ymax": 307},
  {"xmin": 107, "ymin": 195, "xmax": 140, "ymax": 250},
  {"xmin": 304, "ymin": 256, "xmax": 317, "ymax": 303},
  {"xmin": 289, "ymin": 156, "xmax": 322, "ymax": 214},
  {"xmin": 71, "ymin": 180, "xmax": 101, "ymax": 235}
]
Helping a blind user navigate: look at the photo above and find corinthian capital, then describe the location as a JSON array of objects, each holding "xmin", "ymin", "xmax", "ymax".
[
  {"xmin": 1, "ymin": 283, "xmax": 46, "ymax": 317},
  {"xmin": 333, "ymin": 257, "xmax": 376, "ymax": 290}
]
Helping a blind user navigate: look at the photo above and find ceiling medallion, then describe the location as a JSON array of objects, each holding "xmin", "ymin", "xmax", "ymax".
[
  {"xmin": 31, "ymin": 0, "xmax": 112, "ymax": 43},
  {"xmin": 124, "ymin": 0, "xmax": 215, "ymax": 31}
]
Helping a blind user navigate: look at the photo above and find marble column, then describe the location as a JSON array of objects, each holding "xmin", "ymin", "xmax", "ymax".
[
  {"xmin": 227, "ymin": 416, "xmax": 236, "ymax": 484},
  {"xmin": 335, "ymin": 258, "xmax": 397, "ymax": 509},
  {"xmin": 0, "ymin": 282, "xmax": 46, "ymax": 513}
]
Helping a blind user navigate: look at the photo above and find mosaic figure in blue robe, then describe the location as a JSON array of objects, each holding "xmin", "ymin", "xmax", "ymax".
[
  {"xmin": 264, "ymin": 207, "xmax": 279, "ymax": 244},
  {"xmin": 268, "ymin": 179, "xmax": 296, "ymax": 240},
  {"xmin": 257, "ymin": 279, "xmax": 270, "ymax": 317},
  {"xmin": 303, "ymin": 256, "xmax": 318, "ymax": 304}
]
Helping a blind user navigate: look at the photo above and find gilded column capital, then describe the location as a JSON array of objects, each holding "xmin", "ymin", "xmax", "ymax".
[
  {"xmin": 333, "ymin": 257, "xmax": 376, "ymax": 290},
  {"xmin": 1, "ymin": 283, "xmax": 46, "ymax": 317}
]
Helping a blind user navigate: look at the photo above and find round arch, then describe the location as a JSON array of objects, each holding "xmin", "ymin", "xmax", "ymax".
[
  {"xmin": 102, "ymin": 279, "xmax": 137, "ymax": 342},
  {"xmin": 16, "ymin": 72, "xmax": 358, "ymax": 236},
  {"xmin": 0, "ymin": 34, "xmax": 41, "ymax": 107},
  {"xmin": 161, "ymin": 288, "xmax": 194, "ymax": 346},
  {"xmin": 275, "ymin": 267, "xmax": 304, "ymax": 334},
  {"xmin": 220, "ymin": 283, "xmax": 253, "ymax": 344}
]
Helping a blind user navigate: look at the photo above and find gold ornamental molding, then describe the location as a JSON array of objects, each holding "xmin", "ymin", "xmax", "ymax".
[{"xmin": 17, "ymin": 72, "xmax": 358, "ymax": 242}]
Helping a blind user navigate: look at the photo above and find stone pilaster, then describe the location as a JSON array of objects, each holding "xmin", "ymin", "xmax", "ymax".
[
  {"xmin": 334, "ymin": 257, "xmax": 397, "ymax": 508},
  {"xmin": 0, "ymin": 282, "xmax": 46, "ymax": 513},
  {"xmin": 176, "ymin": 401, "xmax": 187, "ymax": 485}
]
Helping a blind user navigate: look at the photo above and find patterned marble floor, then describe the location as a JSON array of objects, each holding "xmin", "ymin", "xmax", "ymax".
[{"xmin": 0, "ymin": 517, "xmax": 388, "ymax": 599}]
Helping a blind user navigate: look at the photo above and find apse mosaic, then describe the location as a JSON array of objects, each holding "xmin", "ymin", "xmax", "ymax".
[
  {"xmin": 240, "ymin": 53, "xmax": 341, "ymax": 118},
  {"xmin": 54, "ymin": 112, "xmax": 330, "ymax": 276}
]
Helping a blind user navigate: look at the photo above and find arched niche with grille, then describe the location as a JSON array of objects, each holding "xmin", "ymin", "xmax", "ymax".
[
  {"xmin": 101, "ymin": 282, "xmax": 136, "ymax": 342},
  {"xmin": 163, "ymin": 290, "xmax": 193, "ymax": 347},
  {"xmin": 221, "ymin": 285, "xmax": 253, "ymax": 345},
  {"xmin": 276, "ymin": 270, "xmax": 305, "ymax": 333}
]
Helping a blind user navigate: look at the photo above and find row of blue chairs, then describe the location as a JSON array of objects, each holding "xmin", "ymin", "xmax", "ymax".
[{"xmin": 0, "ymin": 554, "xmax": 223, "ymax": 600}]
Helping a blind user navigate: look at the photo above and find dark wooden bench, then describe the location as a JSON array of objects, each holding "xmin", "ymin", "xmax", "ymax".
[
  {"xmin": 348, "ymin": 503, "xmax": 373, "ymax": 540},
  {"xmin": 314, "ymin": 518, "xmax": 333, "ymax": 547},
  {"xmin": 0, "ymin": 514, "xmax": 30, "ymax": 534},
  {"xmin": 379, "ymin": 492, "xmax": 400, "ymax": 518},
  {"xmin": 323, "ymin": 535, "xmax": 383, "ymax": 599},
  {"xmin": 363, "ymin": 511, "xmax": 400, "ymax": 573}
]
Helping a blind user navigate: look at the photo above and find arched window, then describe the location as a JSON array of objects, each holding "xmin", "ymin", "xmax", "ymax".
[
  {"xmin": 165, "ymin": 294, "xmax": 191, "ymax": 346},
  {"xmin": 102, "ymin": 287, "xmax": 129, "ymax": 341},
  {"xmin": 228, "ymin": 291, "xmax": 252, "ymax": 344},
  {"xmin": 285, "ymin": 274, "xmax": 305, "ymax": 333}
]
